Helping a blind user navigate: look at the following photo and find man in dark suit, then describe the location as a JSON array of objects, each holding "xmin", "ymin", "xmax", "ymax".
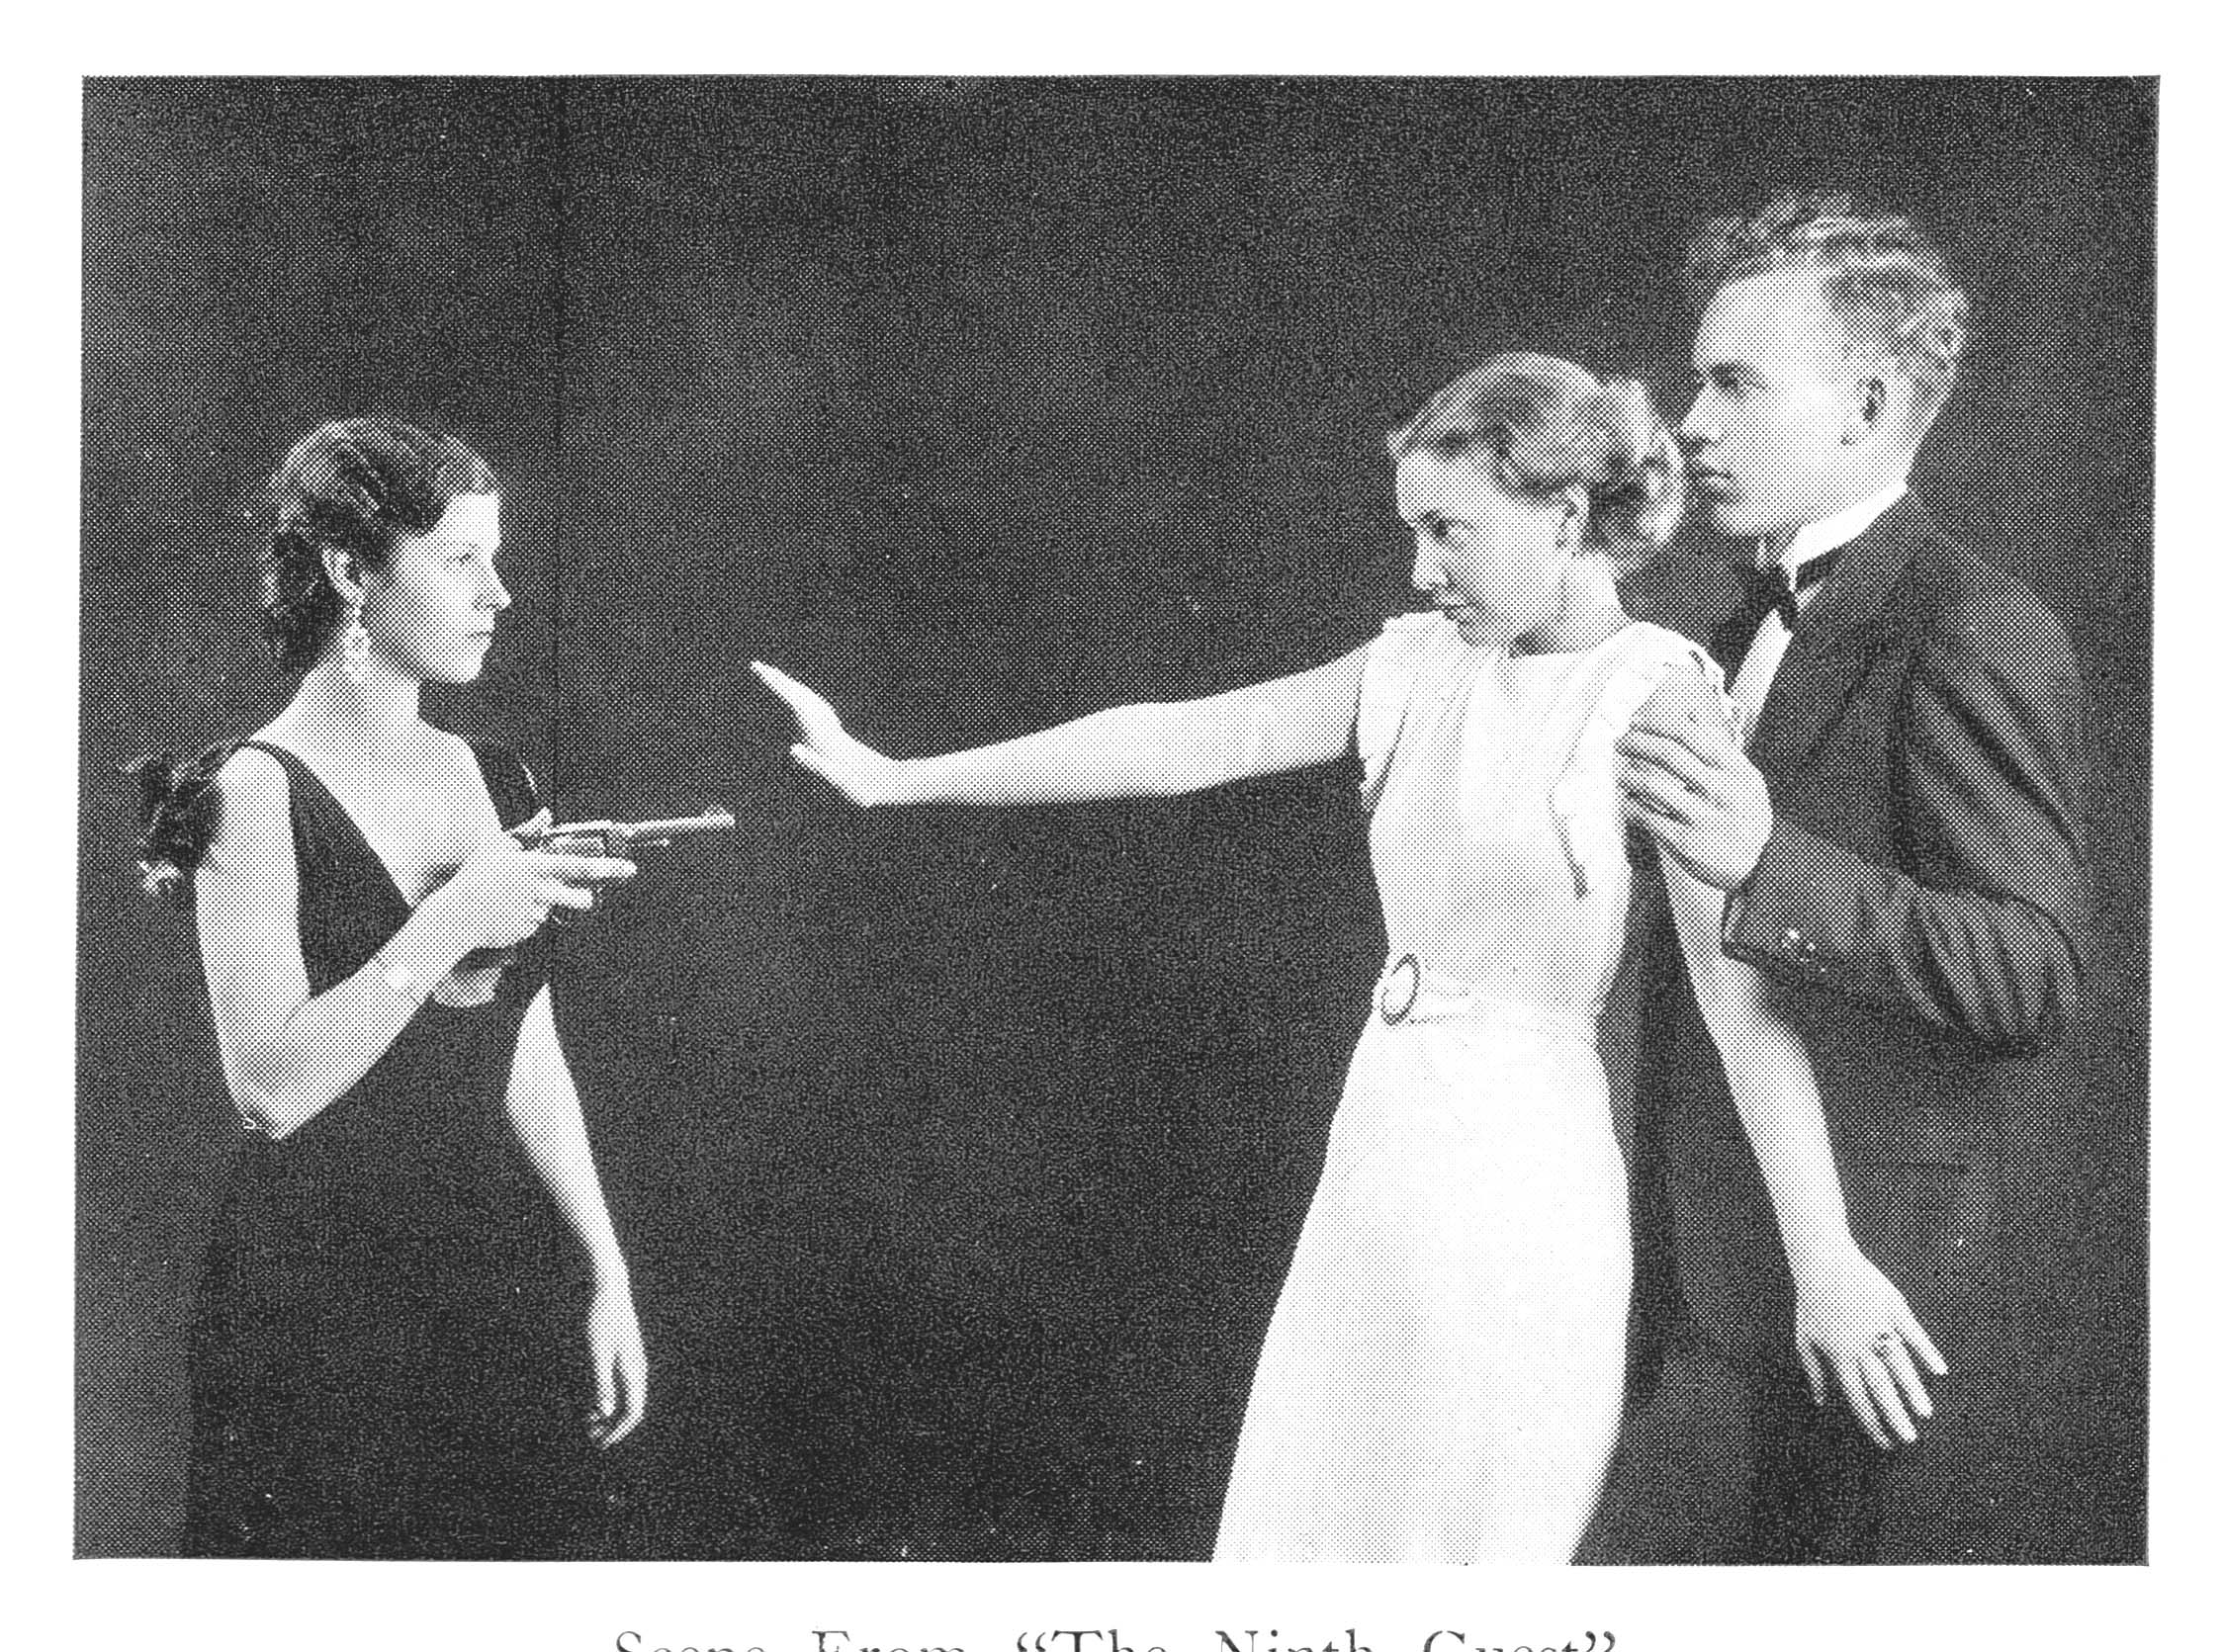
[{"xmin": 1607, "ymin": 194, "xmax": 2089, "ymax": 1563}]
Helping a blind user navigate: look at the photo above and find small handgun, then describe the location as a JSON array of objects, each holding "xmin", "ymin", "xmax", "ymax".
[
  {"xmin": 513, "ymin": 807, "xmax": 740, "ymax": 858},
  {"xmin": 443, "ymin": 808, "xmax": 740, "ymax": 999}
]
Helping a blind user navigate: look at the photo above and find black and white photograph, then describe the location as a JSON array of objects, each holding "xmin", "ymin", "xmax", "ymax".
[{"xmin": 62, "ymin": 54, "xmax": 2169, "ymax": 1644}]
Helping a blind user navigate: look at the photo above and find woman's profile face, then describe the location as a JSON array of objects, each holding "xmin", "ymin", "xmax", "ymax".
[
  {"xmin": 1394, "ymin": 449, "xmax": 1568, "ymax": 652},
  {"xmin": 360, "ymin": 490, "xmax": 509, "ymax": 685}
]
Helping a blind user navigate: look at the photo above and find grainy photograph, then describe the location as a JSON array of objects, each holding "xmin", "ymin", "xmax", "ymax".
[{"xmin": 79, "ymin": 75, "xmax": 2150, "ymax": 1567}]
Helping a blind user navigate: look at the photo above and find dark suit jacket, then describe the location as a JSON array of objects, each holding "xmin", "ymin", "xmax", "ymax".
[{"xmin": 1631, "ymin": 490, "xmax": 2090, "ymax": 1367}]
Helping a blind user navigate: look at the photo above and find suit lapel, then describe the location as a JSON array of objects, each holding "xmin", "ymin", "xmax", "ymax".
[{"xmin": 1745, "ymin": 492, "xmax": 1927, "ymax": 779}]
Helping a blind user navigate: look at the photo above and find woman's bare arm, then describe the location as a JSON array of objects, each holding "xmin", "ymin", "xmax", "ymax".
[
  {"xmin": 1658, "ymin": 822, "xmax": 1950, "ymax": 1450},
  {"xmin": 754, "ymin": 645, "xmax": 1370, "ymax": 808},
  {"xmin": 505, "ymin": 987, "xmax": 647, "ymax": 1447},
  {"xmin": 193, "ymin": 747, "xmax": 621, "ymax": 1138}
]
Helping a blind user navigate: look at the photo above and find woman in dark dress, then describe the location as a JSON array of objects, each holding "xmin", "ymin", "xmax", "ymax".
[{"xmin": 133, "ymin": 419, "xmax": 647, "ymax": 1557}]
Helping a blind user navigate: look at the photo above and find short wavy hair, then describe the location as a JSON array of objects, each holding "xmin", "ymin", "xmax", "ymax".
[
  {"xmin": 259, "ymin": 417, "xmax": 498, "ymax": 672},
  {"xmin": 1685, "ymin": 192, "xmax": 1970, "ymax": 425},
  {"xmin": 1386, "ymin": 353, "xmax": 1685, "ymax": 577}
]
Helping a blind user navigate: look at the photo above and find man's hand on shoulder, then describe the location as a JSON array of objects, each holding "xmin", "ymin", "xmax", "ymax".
[{"xmin": 1617, "ymin": 674, "xmax": 1775, "ymax": 891}]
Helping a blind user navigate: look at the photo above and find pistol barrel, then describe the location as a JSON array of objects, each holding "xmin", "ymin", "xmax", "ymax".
[
  {"xmin": 609, "ymin": 808, "xmax": 739, "ymax": 846},
  {"xmin": 522, "ymin": 807, "xmax": 737, "ymax": 850}
]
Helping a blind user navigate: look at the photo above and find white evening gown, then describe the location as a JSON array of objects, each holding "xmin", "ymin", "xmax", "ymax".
[{"xmin": 1213, "ymin": 615, "xmax": 1722, "ymax": 1562}]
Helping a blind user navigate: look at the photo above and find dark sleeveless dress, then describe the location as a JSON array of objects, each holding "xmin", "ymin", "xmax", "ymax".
[{"xmin": 182, "ymin": 739, "xmax": 602, "ymax": 1558}]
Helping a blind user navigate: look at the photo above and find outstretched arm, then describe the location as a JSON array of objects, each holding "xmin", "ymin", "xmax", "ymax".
[
  {"xmin": 754, "ymin": 646, "xmax": 1370, "ymax": 808},
  {"xmin": 1654, "ymin": 727, "xmax": 1948, "ymax": 1451},
  {"xmin": 506, "ymin": 987, "xmax": 647, "ymax": 1448}
]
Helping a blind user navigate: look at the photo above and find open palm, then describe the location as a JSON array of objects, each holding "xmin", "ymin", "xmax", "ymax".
[{"xmin": 752, "ymin": 660, "xmax": 905, "ymax": 807}]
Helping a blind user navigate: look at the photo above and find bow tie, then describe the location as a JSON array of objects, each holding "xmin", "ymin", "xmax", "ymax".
[{"xmin": 1713, "ymin": 550, "xmax": 1840, "ymax": 672}]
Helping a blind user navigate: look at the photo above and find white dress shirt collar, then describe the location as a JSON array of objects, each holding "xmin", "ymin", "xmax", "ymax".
[
  {"xmin": 1730, "ymin": 479, "xmax": 1911, "ymax": 726},
  {"xmin": 1766, "ymin": 478, "xmax": 1910, "ymax": 576}
]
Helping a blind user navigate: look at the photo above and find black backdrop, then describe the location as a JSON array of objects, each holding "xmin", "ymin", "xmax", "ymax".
[{"xmin": 79, "ymin": 77, "xmax": 2152, "ymax": 1559}]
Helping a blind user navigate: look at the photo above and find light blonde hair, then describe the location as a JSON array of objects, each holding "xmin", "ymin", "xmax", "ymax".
[{"xmin": 1386, "ymin": 352, "xmax": 1685, "ymax": 576}]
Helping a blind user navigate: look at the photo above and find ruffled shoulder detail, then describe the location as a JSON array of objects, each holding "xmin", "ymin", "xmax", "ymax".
[
  {"xmin": 1586, "ymin": 623, "xmax": 1741, "ymax": 747},
  {"xmin": 1545, "ymin": 625, "xmax": 1741, "ymax": 898},
  {"xmin": 126, "ymin": 739, "xmax": 247, "ymax": 907},
  {"xmin": 1356, "ymin": 611, "xmax": 1463, "ymax": 810}
]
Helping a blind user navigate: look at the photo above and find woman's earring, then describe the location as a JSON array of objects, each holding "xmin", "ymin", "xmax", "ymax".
[{"xmin": 341, "ymin": 607, "xmax": 372, "ymax": 684}]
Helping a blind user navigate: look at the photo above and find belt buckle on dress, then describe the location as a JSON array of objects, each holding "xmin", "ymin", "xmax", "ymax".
[{"xmin": 1380, "ymin": 953, "xmax": 1421, "ymax": 1024}]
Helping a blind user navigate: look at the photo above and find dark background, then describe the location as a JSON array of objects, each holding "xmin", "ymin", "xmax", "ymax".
[{"xmin": 80, "ymin": 77, "xmax": 2152, "ymax": 1560}]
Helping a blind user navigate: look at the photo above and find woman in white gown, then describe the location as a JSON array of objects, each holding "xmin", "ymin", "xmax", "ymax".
[{"xmin": 755, "ymin": 354, "xmax": 1943, "ymax": 1562}]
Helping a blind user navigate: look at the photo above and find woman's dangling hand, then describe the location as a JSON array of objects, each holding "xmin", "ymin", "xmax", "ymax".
[
  {"xmin": 584, "ymin": 1270, "xmax": 649, "ymax": 1448},
  {"xmin": 1788, "ymin": 1239, "xmax": 1950, "ymax": 1450},
  {"xmin": 752, "ymin": 660, "xmax": 910, "ymax": 807}
]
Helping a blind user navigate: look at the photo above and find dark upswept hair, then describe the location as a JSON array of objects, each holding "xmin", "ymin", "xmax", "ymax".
[
  {"xmin": 128, "ymin": 418, "xmax": 496, "ymax": 906},
  {"xmin": 1386, "ymin": 352, "xmax": 1685, "ymax": 576},
  {"xmin": 259, "ymin": 416, "xmax": 498, "ymax": 672},
  {"xmin": 1685, "ymin": 191, "xmax": 1971, "ymax": 424}
]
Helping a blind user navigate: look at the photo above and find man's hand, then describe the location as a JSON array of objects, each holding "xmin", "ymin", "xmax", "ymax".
[{"xmin": 1617, "ymin": 681, "xmax": 1774, "ymax": 891}]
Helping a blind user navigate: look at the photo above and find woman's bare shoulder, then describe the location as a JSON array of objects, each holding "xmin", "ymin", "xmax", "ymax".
[{"xmin": 204, "ymin": 743, "xmax": 290, "ymax": 834}]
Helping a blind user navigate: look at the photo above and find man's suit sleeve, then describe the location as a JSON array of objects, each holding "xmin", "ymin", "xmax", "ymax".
[{"xmin": 1722, "ymin": 585, "xmax": 2089, "ymax": 1050}]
